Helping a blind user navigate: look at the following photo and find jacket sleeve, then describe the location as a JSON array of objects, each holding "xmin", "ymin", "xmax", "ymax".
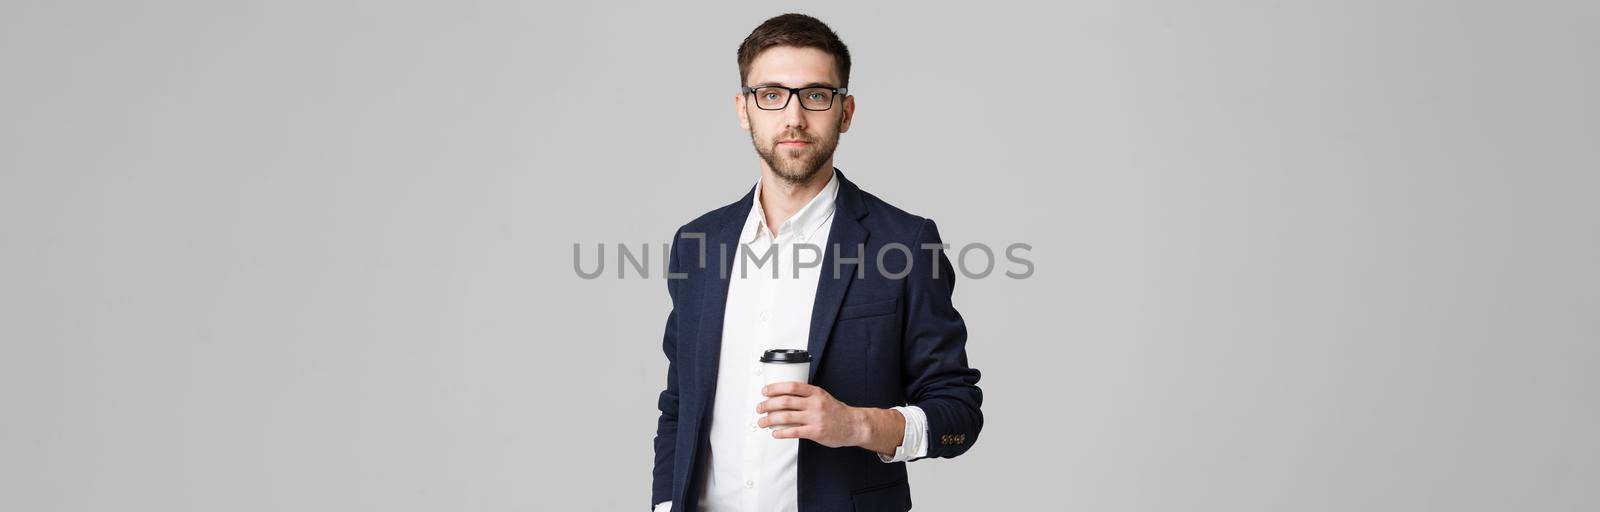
[
  {"xmin": 652, "ymin": 228, "xmax": 687, "ymax": 508},
  {"xmin": 901, "ymin": 218, "xmax": 984, "ymax": 459}
]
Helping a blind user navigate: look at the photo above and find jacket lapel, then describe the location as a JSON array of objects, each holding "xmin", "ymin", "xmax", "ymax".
[
  {"xmin": 691, "ymin": 186, "xmax": 755, "ymax": 427},
  {"xmin": 806, "ymin": 170, "xmax": 870, "ymax": 382}
]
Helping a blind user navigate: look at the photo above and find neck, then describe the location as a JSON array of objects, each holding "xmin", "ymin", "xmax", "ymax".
[{"xmin": 757, "ymin": 160, "xmax": 833, "ymax": 237}]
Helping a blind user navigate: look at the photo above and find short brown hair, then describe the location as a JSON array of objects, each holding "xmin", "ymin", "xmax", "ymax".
[{"xmin": 737, "ymin": 13, "xmax": 852, "ymax": 88}]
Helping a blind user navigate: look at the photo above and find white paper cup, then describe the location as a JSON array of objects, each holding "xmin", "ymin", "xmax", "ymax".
[{"xmin": 760, "ymin": 349, "xmax": 812, "ymax": 430}]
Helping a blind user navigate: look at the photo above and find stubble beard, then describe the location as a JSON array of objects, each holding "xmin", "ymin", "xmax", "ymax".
[{"xmin": 752, "ymin": 124, "xmax": 840, "ymax": 187}]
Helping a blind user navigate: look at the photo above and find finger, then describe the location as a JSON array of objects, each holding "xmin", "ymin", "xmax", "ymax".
[
  {"xmin": 757, "ymin": 396, "xmax": 803, "ymax": 414},
  {"xmin": 772, "ymin": 425, "xmax": 816, "ymax": 440},
  {"xmin": 758, "ymin": 411, "xmax": 799, "ymax": 428},
  {"xmin": 762, "ymin": 381, "xmax": 815, "ymax": 397},
  {"xmin": 771, "ymin": 425, "xmax": 803, "ymax": 439}
]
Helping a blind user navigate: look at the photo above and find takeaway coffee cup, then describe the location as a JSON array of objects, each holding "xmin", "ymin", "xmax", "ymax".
[{"xmin": 760, "ymin": 349, "xmax": 812, "ymax": 430}]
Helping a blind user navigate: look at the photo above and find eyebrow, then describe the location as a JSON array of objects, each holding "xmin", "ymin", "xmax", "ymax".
[{"xmin": 753, "ymin": 81, "xmax": 839, "ymax": 89}]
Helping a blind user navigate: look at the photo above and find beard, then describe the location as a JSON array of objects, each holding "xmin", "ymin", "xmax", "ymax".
[{"xmin": 752, "ymin": 123, "xmax": 840, "ymax": 186}]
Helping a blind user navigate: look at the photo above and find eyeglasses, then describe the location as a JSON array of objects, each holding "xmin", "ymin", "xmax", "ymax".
[{"xmin": 741, "ymin": 85, "xmax": 848, "ymax": 111}]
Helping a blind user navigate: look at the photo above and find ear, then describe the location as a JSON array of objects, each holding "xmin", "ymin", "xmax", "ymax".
[
  {"xmin": 837, "ymin": 94, "xmax": 855, "ymax": 133},
  {"xmin": 735, "ymin": 92, "xmax": 751, "ymax": 132}
]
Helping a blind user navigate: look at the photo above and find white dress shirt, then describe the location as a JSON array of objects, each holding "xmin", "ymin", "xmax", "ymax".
[{"xmin": 655, "ymin": 170, "xmax": 928, "ymax": 512}]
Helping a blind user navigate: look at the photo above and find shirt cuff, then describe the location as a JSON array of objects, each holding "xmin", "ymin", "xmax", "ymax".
[
  {"xmin": 653, "ymin": 501, "xmax": 672, "ymax": 512},
  {"xmin": 876, "ymin": 405, "xmax": 929, "ymax": 463}
]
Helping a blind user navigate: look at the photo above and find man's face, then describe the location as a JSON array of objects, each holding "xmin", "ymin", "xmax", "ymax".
[{"xmin": 736, "ymin": 46, "xmax": 855, "ymax": 186}]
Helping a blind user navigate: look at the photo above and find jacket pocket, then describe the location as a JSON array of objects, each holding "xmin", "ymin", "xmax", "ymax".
[
  {"xmin": 837, "ymin": 297, "xmax": 898, "ymax": 321},
  {"xmin": 851, "ymin": 478, "xmax": 911, "ymax": 511}
]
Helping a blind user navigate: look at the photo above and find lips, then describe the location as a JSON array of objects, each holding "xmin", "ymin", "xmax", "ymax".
[{"xmin": 777, "ymin": 140, "xmax": 811, "ymax": 146}]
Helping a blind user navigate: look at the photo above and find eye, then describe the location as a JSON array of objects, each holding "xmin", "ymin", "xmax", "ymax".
[
  {"xmin": 807, "ymin": 92, "xmax": 825, "ymax": 101},
  {"xmin": 763, "ymin": 92, "xmax": 781, "ymax": 101}
]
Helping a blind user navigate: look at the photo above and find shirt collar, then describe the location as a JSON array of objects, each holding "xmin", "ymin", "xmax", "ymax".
[{"xmin": 742, "ymin": 168, "xmax": 840, "ymax": 244}]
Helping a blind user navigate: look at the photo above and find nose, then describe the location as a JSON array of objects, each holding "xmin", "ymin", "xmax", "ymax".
[{"xmin": 781, "ymin": 94, "xmax": 807, "ymax": 130}]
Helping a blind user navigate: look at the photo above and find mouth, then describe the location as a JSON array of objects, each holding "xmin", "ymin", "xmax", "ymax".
[{"xmin": 777, "ymin": 140, "xmax": 811, "ymax": 148}]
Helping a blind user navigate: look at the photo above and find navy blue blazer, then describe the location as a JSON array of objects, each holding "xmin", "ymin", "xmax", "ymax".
[{"xmin": 652, "ymin": 170, "xmax": 984, "ymax": 511}]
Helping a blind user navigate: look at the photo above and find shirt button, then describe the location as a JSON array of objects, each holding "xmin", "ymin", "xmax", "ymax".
[
  {"xmin": 744, "ymin": 480, "xmax": 755, "ymax": 489},
  {"xmin": 759, "ymin": 311, "xmax": 770, "ymax": 322},
  {"xmin": 751, "ymin": 363, "xmax": 762, "ymax": 375},
  {"xmin": 749, "ymin": 422, "xmax": 758, "ymax": 431}
]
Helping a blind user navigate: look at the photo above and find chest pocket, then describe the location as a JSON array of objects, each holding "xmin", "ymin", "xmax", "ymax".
[{"xmin": 837, "ymin": 297, "xmax": 898, "ymax": 321}]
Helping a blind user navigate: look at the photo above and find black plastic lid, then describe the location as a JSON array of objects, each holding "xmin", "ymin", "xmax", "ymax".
[{"xmin": 760, "ymin": 349, "xmax": 811, "ymax": 363}]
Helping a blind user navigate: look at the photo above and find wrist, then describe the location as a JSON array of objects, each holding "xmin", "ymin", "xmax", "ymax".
[
  {"xmin": 852, "ymin": 407, "xmax": 905, "ymax": 456},
  {"xmin": 848, "ymin": 406, "xmax": 874, "ymax": 447}
]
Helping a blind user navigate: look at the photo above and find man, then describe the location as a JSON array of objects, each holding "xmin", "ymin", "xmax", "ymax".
[{"xmin": 652, "ymin": 14, "xmax": 983, "ymax": 512}]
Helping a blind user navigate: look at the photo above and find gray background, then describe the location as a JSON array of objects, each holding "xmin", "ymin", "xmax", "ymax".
[{"xmin": 2, "ymin": 1, "xmax": 1596, "ymax": 510}]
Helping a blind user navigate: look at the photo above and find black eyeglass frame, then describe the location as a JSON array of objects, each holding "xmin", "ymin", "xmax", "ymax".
[{"xmin": 740, "ymin": 85, "xmax": 849, "ymax": 111}]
